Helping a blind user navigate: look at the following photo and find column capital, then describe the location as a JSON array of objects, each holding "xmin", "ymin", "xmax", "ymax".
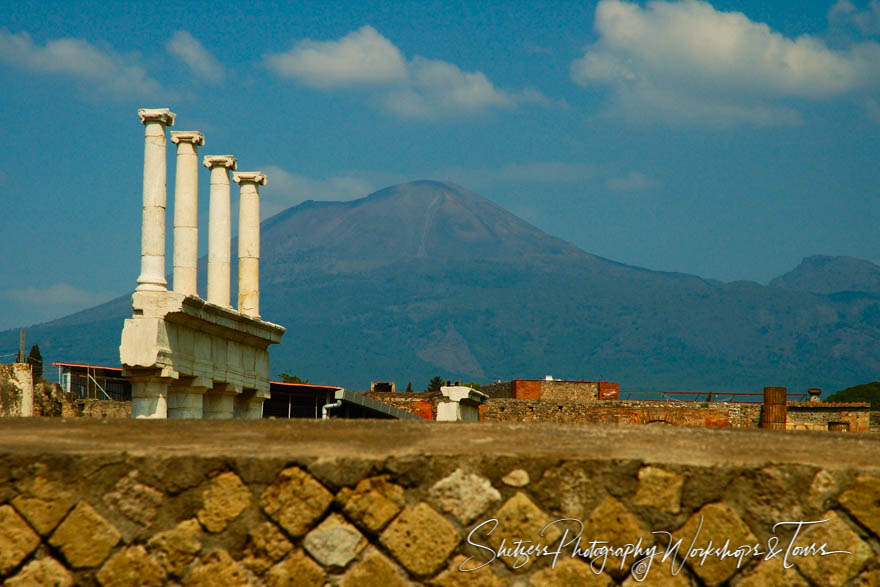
[
  {"xmin": 171, "ymin": 131, "xmax": 205, "ymax": 146},
  {"xmin": 203, "ymin": 155, "xmax": 237, "ymax": 170},
  {"xmin": 233, "ymin": 171, "xmax": 267, "ymax": 186},
  {"xmin": 138, "ymin": 108, "xmax": 176, "ymax": 126}
]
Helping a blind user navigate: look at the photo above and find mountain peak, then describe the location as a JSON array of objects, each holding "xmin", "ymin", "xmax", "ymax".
[
  {"xmin": 769, "ymin": 255, "xmax": 880, "ymax": 295},
  {"xmin": 261, "ymin": 180, "xmax": 583, "ymax": 275}
]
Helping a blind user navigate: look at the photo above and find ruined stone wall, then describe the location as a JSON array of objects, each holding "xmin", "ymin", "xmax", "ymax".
[
  {"xmin": 872, "ymin": 411, "xmax": 880, "ymax": 432},
  {"xmin": 0, "ymin": 420, "xmax": 877, "ymax": 586},
  {"xmin": 483, "ymin": 399, "xmax": 763, "ymax": 428},
  {"xmin": 537, "ymin": 380, "xmax": 599, "ymax": 401},
  {"xmin": 786, "ymin": 404, "xmax": 871, "ymax": 433},
  {"xmin": 364, "ymin": 392, "xmax": 439, "ymax": 420},
  {"xmin": 0, "ymin": 363, "xmax": 33, "ymax": 417},
  {"xmin": 479, "ymin": 381, "xmax": 513, "ymax": 399}
]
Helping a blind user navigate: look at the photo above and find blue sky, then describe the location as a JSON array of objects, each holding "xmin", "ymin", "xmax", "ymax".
[{"xmin": 1, "ymin": 0, "xmax": 879, "ymax": 330}]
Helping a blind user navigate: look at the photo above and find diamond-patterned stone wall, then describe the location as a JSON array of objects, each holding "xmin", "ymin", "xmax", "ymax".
[{"xmin": 0, "ymin": 444, "xmax": 878, "ymax": 584}]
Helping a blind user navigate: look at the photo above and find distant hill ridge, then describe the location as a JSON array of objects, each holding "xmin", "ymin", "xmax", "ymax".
[
  {"xmin": 769, "ymin": 255, "xmax": 880, "ymax": 295},
  {"xmin": 3, "ymin": 180, "xmax": 879, "ymax": 393}
]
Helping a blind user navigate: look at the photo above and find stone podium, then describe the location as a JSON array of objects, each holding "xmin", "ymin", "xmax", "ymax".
[{"xmin": 121, "ymin": 108, "xmax": 285, "ymax": 419}]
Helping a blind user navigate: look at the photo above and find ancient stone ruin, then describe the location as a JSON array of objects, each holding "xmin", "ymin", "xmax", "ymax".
[{"xmin": 120, "ymin": 108, "xmax": 285, "ymax": 419}]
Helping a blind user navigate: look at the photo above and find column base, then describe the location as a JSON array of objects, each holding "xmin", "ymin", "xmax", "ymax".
[
  {"xmin": 203, "ymin": 384, "xmax": 237, "ymax": 419},
  {"xmin": 234, "ymin": 389, "xmax": 264, "ymax": 419},
  {"xmin": 131, "ymin": 378, "xmax": 169, "ymax": 419},
  {"xmin": 168, "ymin": 386, "xmax": 208, "ymax": 419}
]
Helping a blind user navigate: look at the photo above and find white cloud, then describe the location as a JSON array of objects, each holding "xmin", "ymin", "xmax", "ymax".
[
  {"xmin": 382, "ymin": 57, "xmax": 516, "ymax": 118},
  {"xmin": 260, "ymin": 165, "xmax": 374, "ymax": 218},
  {"xmin": 166, "ymin": 31, "xmax": 225, "ymax": 83},
  {"xmin": 606, "ymin": 171, "xmax": 659, "ymax": 191},
  {"xmin": 265, "ymin": 25, "xmax": 407, "ymax": 88},
  {"xmin": 266, "ymin": 26, "xmax": 555, "ymax": 119},
  {"xmin": 830, "ymin": 0, "xmax": 880, "ymax": 36},
  {"xmin": 571, "ymin": 0, "xmax": 880, "ymax": 126},
  {"xmin": 0, "ymin": 30, "xmax": 165, "ymax": 97}
]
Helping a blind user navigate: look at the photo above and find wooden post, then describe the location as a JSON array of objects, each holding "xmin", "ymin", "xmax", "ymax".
[{"xmin": 18, "ymin": 329, "xmax": 25, "ymax": 363}]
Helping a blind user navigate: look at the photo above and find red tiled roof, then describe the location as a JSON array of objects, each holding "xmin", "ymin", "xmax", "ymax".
[{"xmin": 52, "ymin": 362, "xmax": 123, "ymax": 372}]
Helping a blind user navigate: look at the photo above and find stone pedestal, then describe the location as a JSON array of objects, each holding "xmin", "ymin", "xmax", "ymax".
[
  {"xmin": 130, "ymin": 377, "xmax": 169, "ymax": 419},
  {"xmin": 204, "ymin": 384, "xmax": 237, "ymax": 419}
]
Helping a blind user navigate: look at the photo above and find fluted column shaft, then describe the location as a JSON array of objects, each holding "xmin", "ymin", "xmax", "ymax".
[
  {"xmin": 233, "ymin": 171, "xmax": 266, "ymax": 318},
  {"xmin": 136, "ymin": 108, "xmax": 175, "ymax": 291},
  {"xmin": 171, "ymin": 131, "xmax": 204, "ymax": 297},
  {"xmin": 203, "ymin": 155, "xmax": 237, "ymax": 307}
]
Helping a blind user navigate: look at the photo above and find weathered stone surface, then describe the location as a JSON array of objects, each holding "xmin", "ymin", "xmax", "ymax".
[
  {"xmin": 839, "ymin": 476, "xmax": 880, "ymax": 537},
  {"xmin": 633, "ymin": 466, "xmax": 683, "ymax": 513},
  {"xmin": 851, "ymin": 569, "xmax": 880, "ymax": 587},
  {"xmin": 264, "ymin": 550, "xmax": 324, "ymax": 587},
  {"xmin": 621, "ymin": 566, "xmax": 692, "ymax": 586},
  {"xmin": 582, "ymin": 496, "xmax": 653, "ymax": 577},
  {"xmin": 103, "ymin": 470, "xmax": 164, "ymax": 526},
  {"xmin": 4, "ymin": 557, "xmax": 73, "ymax": 587},
  {"xmin": 380, "ymin": 502, "xmax": 460, "ymax": 576},
  {"xmin": 239, "ymin": 521, "xmax": 292, "ymax": 575},
  {"xmin": 343, "ymin": 549, "xmax": 409, "ymax": 587},
  {"xmin": 484, "ymin": 492, "xmax": 562, "ymax": 571},
  {"xmin": 197, "ymin": 471, "xmax": 252, "ymax": 532},
  {"xmin": 501, "ymin": 469, "xmax": 530, "ymax": 487},
  {"xmin": 183, "ymin": 549, "xmax": 250, "ymax": 586},
  {"xmin": 337, "ymin": 475, "xmax": 406, "ymax": 533},
  {"xmin": 49, "ymin": 502, "xmax": 121, "ymax": 568},
  {"xmin": 429, "ymin": 554, "xmax": 505, "ymax": 586},
  {"xmin": 260, "ymin": 466, "xmax": 332, "ymax": 537},
  {"xmin": 428, "ymin": 469, "xmax": 501, "ymax": 525},
  {"xmin": 674, "ymin": 502, "xmax": 756, "ymax": 587},
  {"xmin": 793, "ymin": 510, "xmax": 872, "ymax": 587},
  {"xmin": 11, "ymin": 476, "xmax": 75, "ymax": 536},
  {"xmin": 96, "ymin": 545, "xmax": 166, "ymax": 587},
  {"xmin": 0, "ymin": 504, "xmax": 41, "ymax": 575},
  {"xmin": 529, "ymin": 558, "xmax": 613, "ymax": 586},
  {"xmin": 303, "ymin": 513, "xmax": 366, "ymax": 568},
  {"xmin": 533, "ymin": 462, "xmax": 607, "ymax": 518},
  {"xmin": 146, "ymin": 518, "xmax": 202, "ymax": 577},
  {"xmin": 735, "ymin": 560, "xmax": 809, "ymax": 587},
  {"xmin": 723, "ymin": 466, "xmax": 809, "ymax": 542},
  {"xmin": 809, "ymin": 469, "xmax": 838, "ymax": 510},
  {"xmin": 308, "ymin": 457, "xmax": 378, "ymax": 490}
]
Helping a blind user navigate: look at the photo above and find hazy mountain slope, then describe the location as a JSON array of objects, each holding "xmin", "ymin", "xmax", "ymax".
[
  {"xmin": 769, "ymin": 255, "xmax": 880, "ymax": 295},
  {"xmin": 2, "ymin": 181, "xmax": 879, "ymax": 393}
]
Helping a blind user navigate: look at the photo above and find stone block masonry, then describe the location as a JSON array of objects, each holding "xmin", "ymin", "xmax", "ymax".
[
  {"xmin": 0, "ymin": 419, "xmax": 878, "ymax": 585},
  {"xmin": 483, "ymin": 399, "xmax": 764, "ymax": 428}
]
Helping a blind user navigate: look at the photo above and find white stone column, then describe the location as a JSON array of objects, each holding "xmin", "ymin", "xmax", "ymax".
[
  {"xmin": 203, "ymin": 155, "xmax": 237, "ymax": 308},
  {"xmin": 131, "ymin": 377, "xmax": 169, "ymax": 419},
  {"xmin": 136, "ymin": 108, "xmax": 176, "ymax": 292},
  {"xmin": 170, "ymin": 131, "xmax": 205, "ymax": 297},
  {"xmin": 233, "ymin": 171, "xmax": 266, "ymax": 318}
]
